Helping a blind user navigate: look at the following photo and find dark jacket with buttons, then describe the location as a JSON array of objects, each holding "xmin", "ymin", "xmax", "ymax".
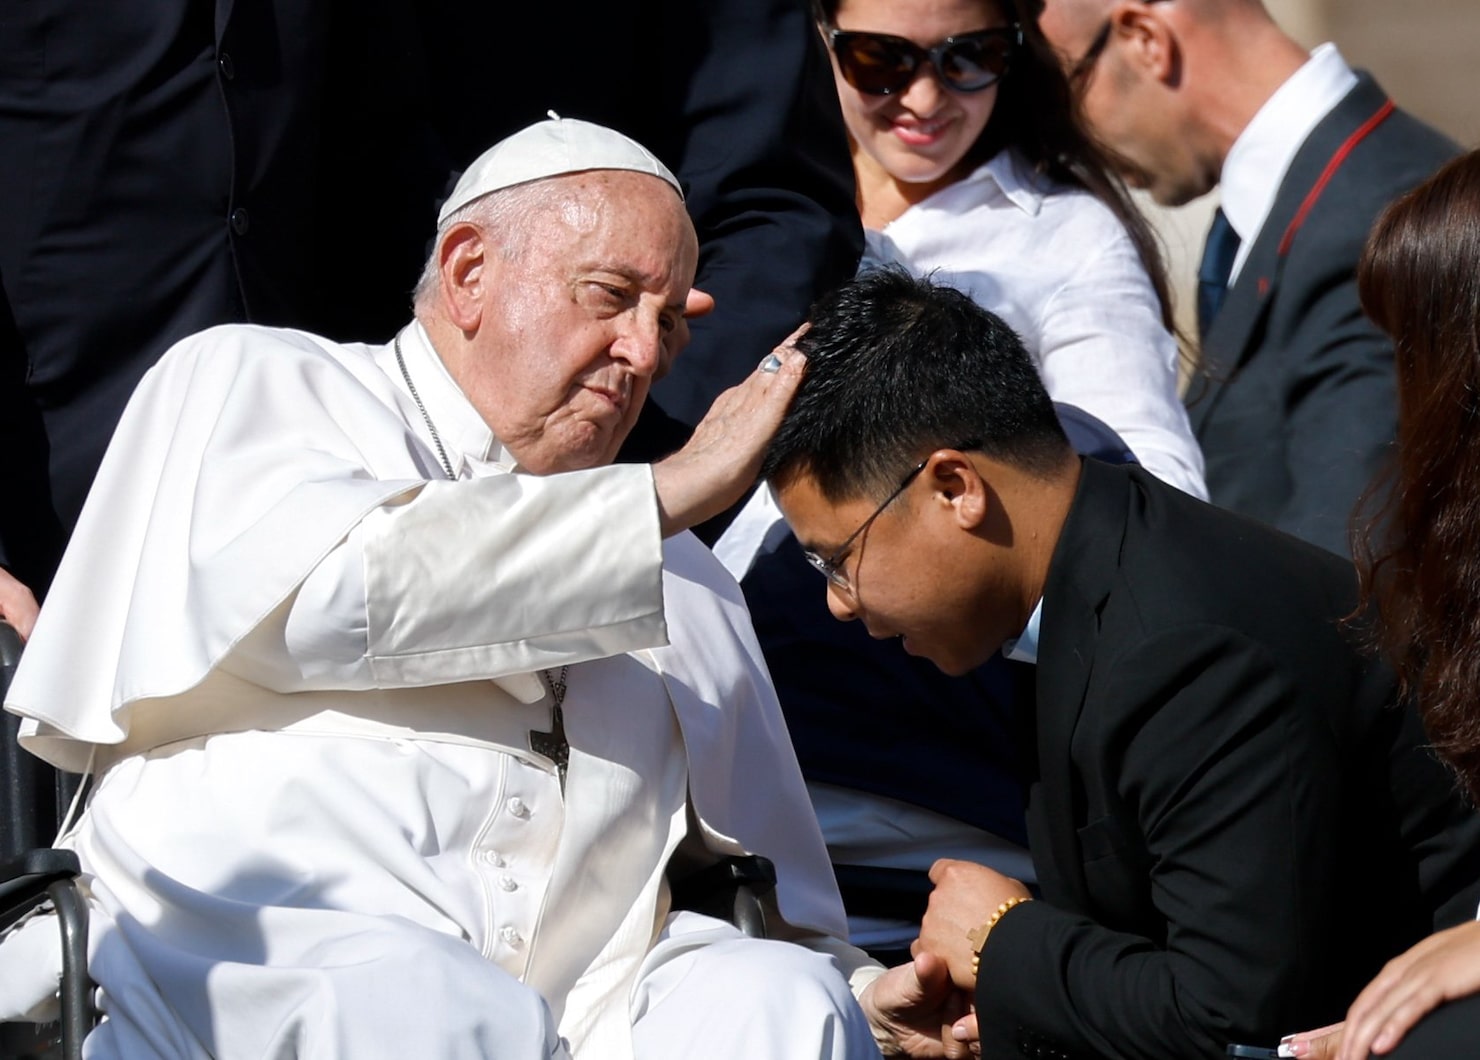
[{"xmin": 973, "ymin": 460, "xmax": 1480, "ymax": 1060}]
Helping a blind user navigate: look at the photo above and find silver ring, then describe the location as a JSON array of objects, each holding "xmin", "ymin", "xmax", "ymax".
[{"xmin": 759, "ymin": 353, "xmax": 783, "ymax": 374}]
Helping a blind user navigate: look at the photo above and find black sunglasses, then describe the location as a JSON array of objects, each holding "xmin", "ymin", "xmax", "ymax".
[{"xmin": 827, "ymin": 26, "xmax": 1021, "ymax": 96}]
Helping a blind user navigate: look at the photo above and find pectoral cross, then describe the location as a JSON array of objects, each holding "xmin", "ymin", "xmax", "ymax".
[{"xmin": 529, "ymin": 664, "xmax": 570, "ymax": 792}]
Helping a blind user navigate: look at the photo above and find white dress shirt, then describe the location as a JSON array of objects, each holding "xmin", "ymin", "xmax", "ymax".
[{"xmin": 1220, "ymin": 43, "xmax": 1359, "ymax": 283}]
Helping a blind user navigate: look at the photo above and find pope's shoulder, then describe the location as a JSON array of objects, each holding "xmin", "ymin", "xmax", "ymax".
[
  {"xmin": 140, "ymin": 323, "xmax": 393, "ymax": 400},
  {"xmin": 155, "ymin": 323, "xmax": 380, "ymax": 372}
]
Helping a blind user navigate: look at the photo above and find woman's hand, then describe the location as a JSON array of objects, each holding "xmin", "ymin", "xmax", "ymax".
[{"xmin": 1282, "ymin": 920, "xmax": 1480, "ymax": 1059}]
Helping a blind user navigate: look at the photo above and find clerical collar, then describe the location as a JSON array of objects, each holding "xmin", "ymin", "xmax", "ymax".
[
  {"xmin": 1003, "ymin": 599, "xmax": 1043, "ymax": 665},
  {"xmin": 392, "ymin": 323, "xmax": 513, "ymax": 474}
]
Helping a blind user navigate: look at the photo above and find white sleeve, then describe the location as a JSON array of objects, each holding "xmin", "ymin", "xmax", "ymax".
[
  {"xmin": 222, "ymin": 464, "xmax": 667, "ymax": 691},
  {"xmin": 1035, "ymin": 232, "xmax": 1208, "ymax": 499}
]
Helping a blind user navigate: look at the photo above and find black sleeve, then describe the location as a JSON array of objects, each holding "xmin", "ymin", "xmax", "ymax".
[{"xmin": 977, "ymin": 626, "xmax": 1362, "ymax": 1059}]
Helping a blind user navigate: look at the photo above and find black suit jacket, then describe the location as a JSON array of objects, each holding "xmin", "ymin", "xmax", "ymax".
[
  {"xmin": 974, "ymin": 460, "xmax": 1480, "ymax": 1060},
  {"xmin": 1186, "ymin": 74, "xmax": 1457, "ymax": 557}
]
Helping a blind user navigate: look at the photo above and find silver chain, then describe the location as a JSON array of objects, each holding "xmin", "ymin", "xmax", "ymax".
[
  {"xmin": 547, "ymin": 664, "xmax": 570, "ymax": 708},
  {"xmin": 531, "ymin": 664, "xmax": 572, "ymax": 790},
  {"xmin": 394, "ymin": 331, "xmax": 571, "ymax": 788},
  {"xmin": 394, "ymin": 333, "xmax": 456, "ymax": 481}
]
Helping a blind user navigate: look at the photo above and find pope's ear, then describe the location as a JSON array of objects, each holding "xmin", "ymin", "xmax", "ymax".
[{"xmin": 437, "ymin": 223, "xmax": 487, "ymax": 332}]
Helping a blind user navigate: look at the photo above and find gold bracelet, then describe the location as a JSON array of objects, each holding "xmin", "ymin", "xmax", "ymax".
[{"xmin": 967, "ymin": 896, "xmax": 1032, "ymax": 978}]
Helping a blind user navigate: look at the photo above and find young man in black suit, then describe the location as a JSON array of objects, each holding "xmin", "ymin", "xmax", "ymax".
[
  {"xmin": 764, "ymin": 268, "xmax": 1480, "ymax": 1060},
  {"xmin": 1036, "ymin": 0, "xmax": 1457, "ymax": 558}
]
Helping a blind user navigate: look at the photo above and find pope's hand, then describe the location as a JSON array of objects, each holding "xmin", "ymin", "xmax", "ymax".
[
  {"xmin": 0, "ymin": 567, "xmax": 38, "ymax": 641},
  {"xmin": 651, "ymin": 326, "xmax": 806, "ymax": 536},
  {"xmin": 857, "ymin": 952, "xmax": 975, "ymax": 1058}
]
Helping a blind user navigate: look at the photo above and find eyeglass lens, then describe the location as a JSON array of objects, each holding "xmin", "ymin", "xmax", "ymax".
[{"xmin": 830, "ymin": 28, "xmax": 1016, "ymax": 96}]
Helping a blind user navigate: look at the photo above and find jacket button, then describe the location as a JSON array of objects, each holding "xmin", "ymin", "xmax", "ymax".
[
  {"xmin": 229, "ymin": 208, "xmax": 250, "ymax": 235},
  {"xmin": 218, "ymin": 52, "xmax": 235, "ymax": 80}
]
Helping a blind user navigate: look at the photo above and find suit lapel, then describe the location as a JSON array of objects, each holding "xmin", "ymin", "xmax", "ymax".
[
  {"xmin": 1028, "ymin": 460, "xmax": 1129, "ymax": 912},
  {"xmin": 1188, "ymin": 74, "xmax": 1393, "ymax": 431}
]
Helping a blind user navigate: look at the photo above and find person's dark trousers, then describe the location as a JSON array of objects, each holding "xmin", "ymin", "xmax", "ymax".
[{"xmin": 1381, "ymin": 990, "xmax": 1480, "ymax": 1058}]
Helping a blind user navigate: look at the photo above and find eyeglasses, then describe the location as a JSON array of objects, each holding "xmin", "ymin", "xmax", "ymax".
[
  {"xmin": 804, "ymin": 440, "xmax": 980, "ymax": 594},
  {"xmin": 827, "ymin": 26, "xmax": 1020, "ymax": 97},
  {"xmin": 1067, "ymin": 0, "xmax": 1168, "ymax": 87}
]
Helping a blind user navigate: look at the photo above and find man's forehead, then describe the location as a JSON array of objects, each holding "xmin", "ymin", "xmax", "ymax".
[{"xmin": 774, "ymin": 472, "xmax": 868, "ymax": 550}]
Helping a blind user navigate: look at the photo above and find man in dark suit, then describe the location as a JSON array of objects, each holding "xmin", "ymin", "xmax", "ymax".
[
  {"xmin": 764, "ymin": 268, "xmax": 1480, "ymax": 1060},
  {"xmin": 1037, "ymin": 0, "xmax": 1457, "ymax": 557}
]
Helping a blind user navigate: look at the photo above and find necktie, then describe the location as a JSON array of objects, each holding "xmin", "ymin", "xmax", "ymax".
[{"xmin": 1197, "ymin": 207, "xmax": 1241, "ymax": 339}]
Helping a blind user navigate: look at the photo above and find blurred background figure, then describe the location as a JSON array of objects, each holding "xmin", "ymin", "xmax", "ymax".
[{"xmin": 1037, "ymin": 0, "xmax": 1456, "ymax": 557}]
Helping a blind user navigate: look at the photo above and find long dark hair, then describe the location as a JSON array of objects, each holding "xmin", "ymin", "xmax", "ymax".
[
  {"xmin": 811, "ymin": 0, "xmax": 1175, "ymax": 330},
  {"xmin": 1355, "ymin": 148, "xmax": 1480, "ymax": 802}
]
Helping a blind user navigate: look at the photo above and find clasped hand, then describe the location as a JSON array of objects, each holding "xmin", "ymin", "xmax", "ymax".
[{"xmin": 864, "ymin": 859, "xmax": 1033, "ymax": 1057}]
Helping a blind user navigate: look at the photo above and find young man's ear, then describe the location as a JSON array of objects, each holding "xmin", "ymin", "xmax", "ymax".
[{"xmin": 927, "ymin": 450, "xmax": 990, "ymax": 531}]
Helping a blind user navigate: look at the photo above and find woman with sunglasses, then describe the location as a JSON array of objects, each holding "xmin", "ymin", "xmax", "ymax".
[{"xmin": 814, "ymin": 0, "xmax": 1205, "ymax": 497}]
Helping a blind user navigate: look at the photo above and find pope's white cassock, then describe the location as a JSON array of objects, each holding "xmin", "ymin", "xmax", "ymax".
[{"xmin": 2, "ymin": 321, "xmax": 884, "ymax": 1058}]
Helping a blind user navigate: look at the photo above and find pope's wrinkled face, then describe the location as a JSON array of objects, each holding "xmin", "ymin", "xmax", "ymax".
[{"xmin": 464, "ymin": 171, "xmax": 700, "ymax": 474}]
